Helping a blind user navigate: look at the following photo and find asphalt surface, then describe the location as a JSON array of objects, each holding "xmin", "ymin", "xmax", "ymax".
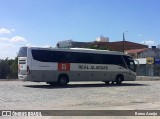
[{"xmin": 0, "ymin": 80, "xmax": 160, "ymax": 119}]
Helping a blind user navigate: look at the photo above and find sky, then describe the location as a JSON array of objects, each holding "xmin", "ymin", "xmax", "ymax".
[{"xmin": 0, "ymin": 0, "xmax": 160, "ymax": 59}]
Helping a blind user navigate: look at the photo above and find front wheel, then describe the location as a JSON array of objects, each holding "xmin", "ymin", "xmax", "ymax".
[
  {"xmin": 116, "ymin": 75, "xmax": 123, "ymax": 85},
  {"xmin": 58, "ymin": 75, "xmax": 69, "ymax": 86}
]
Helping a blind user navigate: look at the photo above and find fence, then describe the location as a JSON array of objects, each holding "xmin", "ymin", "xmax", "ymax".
[{"xmin": 136, "ymin": 64, "xmax": 160, "ymax": 76}]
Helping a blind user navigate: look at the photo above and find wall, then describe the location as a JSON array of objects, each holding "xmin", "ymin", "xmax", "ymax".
[{"xmin": 138, "ymin": 48, "xmax": 160, "ymax": 58}]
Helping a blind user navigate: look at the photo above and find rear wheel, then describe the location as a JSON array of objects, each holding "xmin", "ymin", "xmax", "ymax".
[
  {"xmin": 116, "ymin": 75, "xmax": 123, "ymax": 85},
  {"xmin": 104, "ymin": 81, "xmax": 110, "ymax": 84},
  {"xmin": 111, "ymin": 81, "xmax": 115, "ymax": 85},
  {"xmin": 58, "ymin": 75, "xmax": 69, "ymax": 86},
  {"xmin": 47, "ymin": 82, "xmax": 57, "ymax": 86}
]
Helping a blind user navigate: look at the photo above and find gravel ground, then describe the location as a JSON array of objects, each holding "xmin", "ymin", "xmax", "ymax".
[{"xmin": 0, "ymin": 80, "xmax": 160, "ymax": 119}]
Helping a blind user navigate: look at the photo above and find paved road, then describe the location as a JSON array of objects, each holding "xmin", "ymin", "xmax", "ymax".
[{"xmin": 0, "ymin": 81, "xmax": 160, "ymax": 119}]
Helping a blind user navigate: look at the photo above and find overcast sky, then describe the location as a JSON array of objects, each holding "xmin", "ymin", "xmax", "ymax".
[{"xmin": 0, "ymin": 0, "xmax": 160, "ymax": 59}]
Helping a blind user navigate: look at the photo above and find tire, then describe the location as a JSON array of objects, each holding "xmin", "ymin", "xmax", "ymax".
[
  {"xmin": 111, "ymin": 81, "xmax": 115, "ymax": 85},
  {"xmin": 47, "ymin": 82, "xmax": 57, "ymax": 86},
  {"xmin": 116, "ymin": 75, "xmax": 123, "ymax": 85},
  {"xmin": 58, "ymin": 75, "xmax": 69, "ymax": 86},
  {"xmin": 105, "ymin": 81, "xmax": 110, "ymax": 84}
]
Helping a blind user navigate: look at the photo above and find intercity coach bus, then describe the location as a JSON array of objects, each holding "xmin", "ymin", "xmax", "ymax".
[
  {"xmin": 18, "ymin": 47, "xmax": 137, "ymax": 85},
  {"xmin": 18, "ymin": 47, "xmax": 28, "ymax": 79}
]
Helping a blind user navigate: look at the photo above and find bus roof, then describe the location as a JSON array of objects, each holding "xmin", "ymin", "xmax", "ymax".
[{"xmin": 28, "ymin": 47, "xmax": 130, "ymax": 56}]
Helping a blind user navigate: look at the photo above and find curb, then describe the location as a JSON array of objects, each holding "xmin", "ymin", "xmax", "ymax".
[
  {"xmin": 0, "ymin": 79, "xmax": 21, "ymax": 81},
  {"xmin": 136, "ymin": 76, "xmax": 160, "ymax": 81}
]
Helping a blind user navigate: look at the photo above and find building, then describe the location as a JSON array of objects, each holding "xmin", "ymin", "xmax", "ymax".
[
  {"xmin": 125, "ymin": 46, "xmax": 160, "ymax": 58},
  {"xmin": 125, "ymin": 48, "xmax": 148, "ymax": 58},
  {"xmin": 57, "ymin": 37, "xmax": 148, "ymax": 52},
  {"xmin": 93, "ymin": 41, "xmax": 148, "ymax": 52},
  {"xmin": 57, "ymin": 40, "xmax": 92, "ymax": 48},
  {"xmin": 125, "ymin": 46, "xmax": 160, "ymax": 76}
]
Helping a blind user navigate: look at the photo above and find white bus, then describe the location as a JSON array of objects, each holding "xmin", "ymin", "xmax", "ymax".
[
  {"xmin": 22, "ymin": 47, "xmax": 137, "ymax": 85},
  {"xmin": 18, "ymin": 47, "xmax": 28, "ymax": 79}
]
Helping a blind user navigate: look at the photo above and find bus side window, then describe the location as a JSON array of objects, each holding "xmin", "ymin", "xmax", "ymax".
[
  {"xmin": 66, "ymin": 52, "xmax": 79, "ymax": 63},
  {"xmin": 93, "ymin": 54, "xmax": 104, "ymax": 64}
]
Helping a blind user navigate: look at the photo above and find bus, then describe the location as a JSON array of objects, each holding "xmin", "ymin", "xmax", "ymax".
[
  {"xmin": 18, "ymin": 46, "xmax": 28, "ymax": 79},
  {"xmin": 21, "ymin": 47, "xmax": 137, "ymax": 85}
]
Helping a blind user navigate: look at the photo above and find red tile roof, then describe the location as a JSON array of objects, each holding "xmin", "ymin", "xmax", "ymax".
[
  {"xmin": 125, "ymin": 48, "xmax": 148, "ymax": 54},
  {"xmin": 93, "ymin": 41, "xmax": 148, "ymax": 52}
]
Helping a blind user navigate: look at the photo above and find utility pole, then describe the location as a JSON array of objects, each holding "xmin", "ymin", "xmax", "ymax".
[
  {"xmin": 123, "ymin": 32, "xmax": 125, "ymax": 52},
  {"xmin": 123, "ymin": 31, "xmax": 127, "ymax": 52}
]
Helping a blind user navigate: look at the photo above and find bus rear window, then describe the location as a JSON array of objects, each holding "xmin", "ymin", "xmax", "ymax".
[{"xmin": 18, "ymin": 47, "xmax": 28, "ymax": 57}]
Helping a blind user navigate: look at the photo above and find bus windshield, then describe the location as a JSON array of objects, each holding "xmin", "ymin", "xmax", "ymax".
[
  {"xmin": 123, "ymin": 56, "xmax": 136, "ymax": 72},
  {"xmin": 18, "ymin": 47, "xmax": 28, "ymax": 57}
]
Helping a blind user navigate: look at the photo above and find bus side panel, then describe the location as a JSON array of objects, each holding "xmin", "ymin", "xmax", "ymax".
[
  {"xmin": 30, "ymin": 70, "xmax": 44, "ymax": 82},
  {"xmin": 43, "ymin": 71, "xmax": 115, "ymax": 82},
  {"xmin": 27, "ymin": 63, "xmax": 133, "ymax": 82},
  {"xmin": 67, "ymin": 71, "xmax": 115, "ymax": 81},
  {"xmin": 44, "ymin": 70, "xmax": 58, "ymax": 82},
  {"xmin": 26, "ymin": 57, "xmax": 136, "ymax": 82},
  {"xmin": 27, "ymin": 70, "xmax": 135, "ymax": 82},
  {"xmin": 28, "ymin": 60, "xmax": 58, "ymax": 82},
  {"xmin": 123, "ymin": 70, "xmax": 136, "ymax": 81}
]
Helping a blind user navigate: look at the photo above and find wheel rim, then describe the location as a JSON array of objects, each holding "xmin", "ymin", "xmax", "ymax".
[
  {"xmin": 118, "ymin": 77, "xmax": 121, "ymax": 82},
  {"xmin": 60, "ymin": 78, "xmax": 67, "ymax": 84},
  {"xmin": 116, "ymin": 76, "xmax": 122, "ymax": 84},
  {"xmin": 58, "ymin": 76, "xmax": 68, "ymax": 85}
]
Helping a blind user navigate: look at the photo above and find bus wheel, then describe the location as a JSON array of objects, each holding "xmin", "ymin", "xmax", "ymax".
[
  {"xmin": 105, "ymin": 81, "xmax": 110, "ymax": 84},
  {"xmin": 58, "ymin": 74, "xmax": 69, "ymax": 86},
  {"xmin": 111, "ymin": 81, "xmax": 115, "ymax": 85},
  {"xmin": 116, "ymin": 75, "xmax": 123, "ymax": 85},
  {"xmin": 47, "ymin": 82, "xmax": 57, "ymax": 86}
]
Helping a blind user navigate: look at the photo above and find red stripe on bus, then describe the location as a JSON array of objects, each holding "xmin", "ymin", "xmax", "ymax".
[{"xmin": 58, "ymin": 63, "xmax": 70, "ymax": 71}]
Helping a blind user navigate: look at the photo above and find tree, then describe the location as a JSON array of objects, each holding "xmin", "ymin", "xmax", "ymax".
[
  {"xmin": 0, "ymin": 57, "xmax": 18, "ymax": 79},
  {"xmin": 0, "ymin": 59, "xmax": 10, "ymax": 79},
  {"xmin": 10, "ymin": 57, "xmax": 18, "ymax": 79}
]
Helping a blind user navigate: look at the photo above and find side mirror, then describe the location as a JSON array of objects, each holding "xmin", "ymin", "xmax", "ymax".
[{"xmin": 134, "ymin": 59, "xmax": 139, "ymax": 66}]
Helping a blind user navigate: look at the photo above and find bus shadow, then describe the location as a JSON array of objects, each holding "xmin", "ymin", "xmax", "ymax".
[{"xmin": 24, "ymin": 83, "xmax": 149, "ymax": 89}]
